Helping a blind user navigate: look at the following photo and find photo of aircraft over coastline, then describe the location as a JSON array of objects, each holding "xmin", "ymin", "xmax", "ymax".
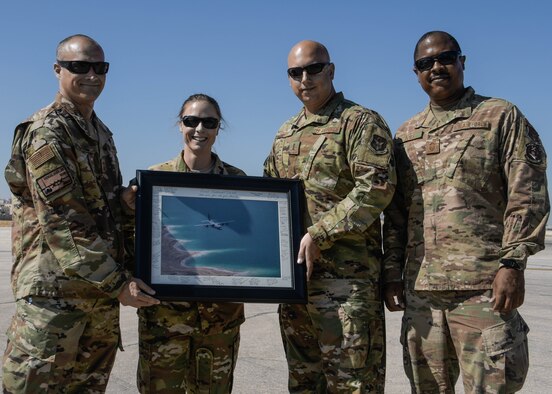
[
  {"xmin": 158, "ymin": 195, "xmax": 282, "ymax": 278},
  {"xmin": 195, "ymin": 214, "xmax": 233, "ymax": 230}
]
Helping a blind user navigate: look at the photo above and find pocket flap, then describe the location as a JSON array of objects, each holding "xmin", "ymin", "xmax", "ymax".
[
  {"xmin": 6, "ymin": 313, "xmax": 57, "ymax": 362},
  {"xmin": 482, "ymin": 313, "xmax": 529, "ymax": 357}
]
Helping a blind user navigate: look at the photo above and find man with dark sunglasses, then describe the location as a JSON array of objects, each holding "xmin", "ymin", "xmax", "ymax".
[
  {"xmin": 3, "ymin": 34, "xmax": 158, "ymax": 393},
  {"xmin": 264, "ymin": 40, "xmax": 396, "ymax": 392},
  {"xmin": 383, "ymin": 30, "xmax": 549, "ymax": 393}
]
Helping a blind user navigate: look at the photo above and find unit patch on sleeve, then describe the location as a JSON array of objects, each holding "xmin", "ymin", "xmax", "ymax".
[
  {"xmin": 37, "ymin": 167, "xmax": 73, "ymax": 197},
  {"xmin": 525, "ymin": 143, "xmax": 544, "ymax": 164},
  {"xmin": 369, "ymin": 134, "xmax": 388, "ymax": 154}
]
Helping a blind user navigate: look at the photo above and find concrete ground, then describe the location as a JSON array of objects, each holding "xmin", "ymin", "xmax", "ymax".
[{"xmin": 0, "ymin": 226, "xmax": 551, "ymax": 393}]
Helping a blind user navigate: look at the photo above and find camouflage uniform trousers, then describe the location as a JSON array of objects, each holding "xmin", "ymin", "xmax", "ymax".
[
  {"xmin": 401, "ymin": 289, "xmax": 529, "ymax": 394},
  {"xmin": 2, "ymin": 296, "xmax": 120, "ymax": 393},
  {"xmin": 137, "ymin": 305, "xmax": 240, "ymax": 394},
  {"xmin": 279, "ymin": 279, "xmax": 385, "ymax": 393}
]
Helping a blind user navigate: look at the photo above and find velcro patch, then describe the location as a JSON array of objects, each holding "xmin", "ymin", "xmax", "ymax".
[
  {"xmin": 288, "ymin": 141, "xmax": 301, "ymax": 155},
  {"xmin": 28, "ymin": 145, "xmax": 55, "ymax": 169},
  {"xmin": 37, "ymin": 167, "xmax": 73, "ymax": 197},
  {"xmin": 369, "ymin": 134, "xmax": 388, "ymax": 154}
]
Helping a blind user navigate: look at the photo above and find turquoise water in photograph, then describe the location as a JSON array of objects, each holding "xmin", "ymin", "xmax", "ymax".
[{"xmin": 161, "ymin": 195, "xmax": 282, "ymax": 277}]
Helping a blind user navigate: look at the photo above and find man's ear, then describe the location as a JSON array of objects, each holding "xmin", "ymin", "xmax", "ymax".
[{"xmin": 54, "ymin": 63, "xmax": 62, "ymax": 80}]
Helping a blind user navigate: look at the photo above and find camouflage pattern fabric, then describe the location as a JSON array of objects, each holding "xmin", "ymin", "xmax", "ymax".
[
  {"xmin": 264, "ymin": 93, "xmax": 395, "ymax": 392},
  {"xmin": 137, "ymin": 152, "xmax": 245, "ymax": 393},
  {"xmin": 402, "ymin": 289, "xmax": 529, "ymax": 393},
  {"xmin": 280, "ymin": 279, "xmax": 385, "ymax": 393},
  {"xmin": 384, "ymin": 87, "xmax": 549, "ymax": 289},
  {"xmin": 2, "ymin": 297, "xmax": 120, "ymax": 393},
  {"xmin": 3, "ymin": 94, "xmax": 131, "ymax": 392},
  {"xmin": 383, "ymin": 87, "xmax": 548, "ymax": 393}
]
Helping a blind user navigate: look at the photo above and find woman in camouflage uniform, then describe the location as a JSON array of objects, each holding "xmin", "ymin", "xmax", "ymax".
[{"xmin": 137, "ymin": 94, "xmax": 245, "ymax": 394}]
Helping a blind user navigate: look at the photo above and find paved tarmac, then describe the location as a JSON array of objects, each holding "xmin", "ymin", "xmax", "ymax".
[{"xmin": 0, "ymin": 226, "xmax": 551, "ymax": 393}]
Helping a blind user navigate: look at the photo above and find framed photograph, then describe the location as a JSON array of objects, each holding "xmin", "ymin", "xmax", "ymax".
[{"xmin": 135, "ymin": 170, "xmax": 306, "ymax": 303}]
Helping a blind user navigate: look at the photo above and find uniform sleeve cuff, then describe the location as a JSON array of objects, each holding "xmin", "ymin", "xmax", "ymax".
[
  {"xmin": 99, "ymin": 269, "xmax": 130, "ymax": 298},
  {"xmin": 307, "ymin": 224, "xmax": 333, "ymax": 250}
]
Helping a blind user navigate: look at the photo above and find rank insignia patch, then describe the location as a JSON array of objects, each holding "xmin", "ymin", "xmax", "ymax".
[
  {"xmin": 369, "ymin": 134, "xmax": 388, "ymax": 154},
  {"xmin": 525, "ymin": 143, "xmax": 543, "ymax": 164},
  {"xmin": 37, "ymin": 167, "xmax": 73, "ymax": 197},
  {"xmin": 426, "ymin": 139, "xmax": 440, "ymax": 155}
]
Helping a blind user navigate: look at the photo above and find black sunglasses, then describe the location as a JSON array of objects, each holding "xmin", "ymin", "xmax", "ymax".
[
  {"xmin": 181, "ymin": 116, "xmax": 219, "ymax": 129},
  {"xmin": 57, "ymin": 60, "xmax": 110, "ymax": 75},
  {"xmin": 415, "ymin": 51, "xmax": 461, "ymax": 71},
  {"xmin": 287, "ymin": 62, "xmax": 330, "ymax": 79}
]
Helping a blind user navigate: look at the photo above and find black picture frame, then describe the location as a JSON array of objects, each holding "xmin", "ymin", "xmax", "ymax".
[{"xmin": 135, "ymin": 170, "xmax": 306, "ymax": 303}]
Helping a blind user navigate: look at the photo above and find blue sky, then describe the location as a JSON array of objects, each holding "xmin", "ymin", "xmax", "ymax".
[{"xmin": 1, "ymin": 1, "xmax": 551, "ymax": 200}]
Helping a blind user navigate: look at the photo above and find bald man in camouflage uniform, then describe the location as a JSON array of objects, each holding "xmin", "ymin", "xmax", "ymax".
[
  {"xmin": 3, "ymin": 34, "xmax": 157, "ymax": 393},
  {"xmin": 264, "ymin": 40, "xmax": 395, "ymax": 393},
  {"xmin": 383, "ymin": 31, "xmax": 549, "ymax": 393}
]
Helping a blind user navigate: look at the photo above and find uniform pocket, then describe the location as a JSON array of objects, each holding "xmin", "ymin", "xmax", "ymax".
[
  {"xmin": 6, "ymin": 312, "xmax": 57, "ymax": 362},
  {"xmin": 7, "ymin": 299, "xmax": 85, "ymax": 364},
  {"xmin": 482, "ymin": 312, "xmax": 529, "ymax": 391},
  {"xmin": 339, "ymin": 303, "xmax": 370, "ymax": 369}
]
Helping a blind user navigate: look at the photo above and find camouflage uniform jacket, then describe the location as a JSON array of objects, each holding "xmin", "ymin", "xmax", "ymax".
[
  {"xmin": 4, "ymin": 94, "xmax": 131, "ymax": 300},
  {"xmin": 264, "ymin": 92, "xmax": 396, "ymax": 280},
  {"xmin": 384, "ymin": 87, "xmax": 549, "ymax": 290},
  {"xmin": 148, "ymin": 152, "xmax": 245, "ymax": 334}
]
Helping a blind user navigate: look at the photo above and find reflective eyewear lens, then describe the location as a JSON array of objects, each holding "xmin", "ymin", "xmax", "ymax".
[
  {"xmin": 415, "ymin": 51, "xmax": 461, "ymax": 71},
  {"xmin": 287, "ymin": 62, "xmax": 329, "ymax": 79},
  {"xmin": 57, "ymin": 60, "xmax": 110, "ymax": 75},
  {"xmin": 181, "ymin": 116, "xmax": 219, "ymax": 129}
]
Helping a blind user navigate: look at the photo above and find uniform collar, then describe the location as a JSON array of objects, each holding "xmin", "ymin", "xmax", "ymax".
[
  {"xmin": 292, "ymin": 92, "xmax": 344, "ymax": 129},
  {"xmin": 53, "ymin": 92, "xmax": 106, "ymax": 140},
  {"xmin": 177, "ymin": 152, "xmax": 228, "ymax": 175},
  {"xmin": 415, "ymin": 87, "xmax": 476, "ymax": 130}
]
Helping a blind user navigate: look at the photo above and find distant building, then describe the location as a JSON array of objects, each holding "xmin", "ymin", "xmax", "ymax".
[{"xmin": 0, "ymin": 199, "xmax": 12, "ymax": 220}]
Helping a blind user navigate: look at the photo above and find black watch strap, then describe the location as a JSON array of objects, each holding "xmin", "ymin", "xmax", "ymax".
[{"xmin": 500, "ymin": 259, "xmax": 523, "ymax": 270}]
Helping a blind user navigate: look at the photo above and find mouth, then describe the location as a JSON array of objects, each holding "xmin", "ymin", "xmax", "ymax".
[
  {"xmin": 430, "ymin": 74, "xmax": 450, "ymax": 82},
  {"xmin": 192, "ymin": 136, "xmax": 207, "ymax": 142}
]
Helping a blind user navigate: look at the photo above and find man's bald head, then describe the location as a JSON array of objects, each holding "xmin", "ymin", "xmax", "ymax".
[
  {"xmin": 286, "ymin": 40, "xmax": 335, "ymax": 115},
  {"xmin": 56, "ymin": 34, "xmax": 104, "ymax": 61},
  {"xmin": 287, "ymin": 40, "xmax": 331, "ymax": 67}
]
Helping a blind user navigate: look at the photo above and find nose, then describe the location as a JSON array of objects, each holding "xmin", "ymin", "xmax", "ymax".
[
  {"xmin": 300, "ymin": 70, "xmax": 311, "ymax": 83},
  {"xmin": 85, "ymin": 68, "xmax": 99, "ymax": 78},
  {"xmin": 430, "ymin": 58, "xmax": 446, "ymax": 72},
  {"xmin": 195, "ymin": 122, "xmax": 206, "ymax": 133}
]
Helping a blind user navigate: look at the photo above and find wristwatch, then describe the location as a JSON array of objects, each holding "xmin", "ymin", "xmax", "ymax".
[{"xmin": 500, "ymin": 259, "xmax": 522, "ymax": 270}]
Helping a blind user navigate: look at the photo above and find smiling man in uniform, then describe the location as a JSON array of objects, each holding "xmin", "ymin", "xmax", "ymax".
[
  {"xmin": 264, "ymin": 40, "xmax": 396, "ymax": 393},
  {"xmin": 2, "ymin": 34, "xmax": 158, "ymax": 393},
  {"xmin": 383, "ymin": 31, "xmax": 549, "ymax": 393}
]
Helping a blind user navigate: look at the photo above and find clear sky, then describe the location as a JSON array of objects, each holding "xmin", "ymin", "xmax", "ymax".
[{"xmin": 1, "ymin": 1, "xmax": 551, "ymax": 200}]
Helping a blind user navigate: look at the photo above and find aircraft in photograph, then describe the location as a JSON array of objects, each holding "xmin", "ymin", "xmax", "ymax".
[{"xmin": 195, "ymin": 214, "xmax": 233, "ymax": 230}]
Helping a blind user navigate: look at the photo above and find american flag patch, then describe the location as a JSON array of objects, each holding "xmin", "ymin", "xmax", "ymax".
[{"xmin": 29, "ymin": 145, "xmax": 55, "ymax": 169}]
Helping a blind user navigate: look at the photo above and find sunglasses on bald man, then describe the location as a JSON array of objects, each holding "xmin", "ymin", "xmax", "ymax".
[
  {"xmin": 57, "ymin": 60, "xmax": 110, "ymax": 75},
  {"xmin": 287, "ymin": 62, "xmax": 330, "ymax": 80}
]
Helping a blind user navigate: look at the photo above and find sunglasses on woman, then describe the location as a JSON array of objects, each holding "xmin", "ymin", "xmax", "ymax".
[{"xmin": 181, "ymin": 116, "xmax": 220, "ymax": 129}]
